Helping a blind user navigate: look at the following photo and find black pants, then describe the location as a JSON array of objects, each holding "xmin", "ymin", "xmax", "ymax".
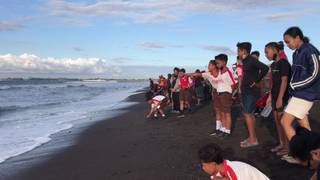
[{"xmin": 172, "ymin": 92, "xmax": 180, "ymax": 111}]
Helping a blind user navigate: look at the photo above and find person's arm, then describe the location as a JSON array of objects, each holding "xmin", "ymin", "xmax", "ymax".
[
  {"xmin": 251, "ymin": 59, "xmax": 269, "ymax": 87},
  {"xmin": 172, "ymin": 79, "xmax": 180, "ymax": 92},
  {"xmin": 291, "ymin": 51, "xmax": 319, "ymax": 90}
]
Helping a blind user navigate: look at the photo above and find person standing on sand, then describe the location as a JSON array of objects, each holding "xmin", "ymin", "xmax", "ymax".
[
  {"xmin": 177, "ymin": 68, "xmax": 192, "ymax": 117},
  {"xmin": 265, "ymin": 42, "xmax": 291, "ymax": 157},
  {"xmin": 214, "ymin": 54, "xmax": 235, "ymax": 138},
  {"xmin": 194, "ymin": 69, "xmax": 204, "ymax": 106},
  {"xmin": 237, "ymin": 42, "xmax": 269, "ymax": 148},
  {"xmin": 280, "ymin": 26, "xmax": 320, "ymax": 147},
  {"xmin": 190, "ymin": 60, "xmax": 220, "ymax": 135},
  {"xmin": 198, "ymin": 143, "xmax": 270, "ymax": 180},
  {"xmin": 171, "ymin": 67, "xmax": 180, "ymax": 113}
]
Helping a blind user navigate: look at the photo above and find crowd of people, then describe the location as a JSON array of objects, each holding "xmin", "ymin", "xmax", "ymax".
[{"xmin": 145, "ymin": 26, "xmax": 320, "ymax": 180}]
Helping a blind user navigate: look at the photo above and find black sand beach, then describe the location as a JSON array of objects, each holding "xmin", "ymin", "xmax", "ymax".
[{"xmin": 1, "ymin": 92, "xmax": 319, "ymax": 180}]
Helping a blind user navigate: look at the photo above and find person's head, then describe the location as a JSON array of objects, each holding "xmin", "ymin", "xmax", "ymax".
[
  {"xmin": 195, "ymin": 69, "xmax": 201, "ymax": 73},
  {"xmin": 283, "ymin": 26, "xmax": 309, "ymax": 50},
  {"xmin": 237, "ymin": 42, "xmax": 252, "ymax": 59},
  {"xmin": 251, "ymin": 51, "xmax": 260, "ymax": 60},
  {"xmin": 265, "ymin": 42, "xmax": 281, "ymax": 61},
  {"xmin": 179, "ymin": 68, "xmax": 186, "ymax": 77},
  {"xmin": 167, "ymin": 73, "xmax": 172, "ymax": 79},
  {"xmin": 232, "ymin": 63, "xmax": 237, "ymax": 71},
  {"xmin": 173, "ymin": 67, "xmax": 180, "ymax": 75},
  {"xmin": 236, "ymin": 56, "xmax": 243, "ymax": 66},
  {"xmin": 278, "ymin": 41, "xmax": 285, "ymax": 51},
  {"xmin": 290, "ymin": 127, "xmax": 320, "ymax": 169},
  {"xmin": 145, "ymin": 91, "xmax": 154, "ymax": 104},
  {"xmin": 215, "ymin": 54, "xmax": 228, "ymax": 70},
  {"xmin": 198, "ymin": 143, "xmax": 224, "ymax": 175},
  {"xmin": 208, "ymin": 60, "xmax": 217, "ymax": 73}
]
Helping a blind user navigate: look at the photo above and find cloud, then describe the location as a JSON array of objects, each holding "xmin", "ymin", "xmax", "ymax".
[
  {"xmin": 0, "ymin": 21, "xmax": 24, "ymax": 32},
  {"xmin": 137, "ymin": 41, "xmax": 184, "ymax": 50},
  {"xmin": 0, "ymin": 54, "xmax": 121, "ymax": 76},
  {"xmin": 263, "ymin": 9, "xmax": 316, "ymax": 22},
  {"xmin": 43, "ymin": 0, "xmax": 315, "ymax": 24},
  {"xmin": 72, "ymin": 47, "xmax": 84, "ymax": 52},
  {"xmin": 201, "ymin": 45, "xmax": 236, "ymax": 55}
]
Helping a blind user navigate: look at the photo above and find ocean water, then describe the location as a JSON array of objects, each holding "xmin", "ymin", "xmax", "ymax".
[{"xmin": 0, "ymin": 79, "xmax": 147, "ymax": 163}]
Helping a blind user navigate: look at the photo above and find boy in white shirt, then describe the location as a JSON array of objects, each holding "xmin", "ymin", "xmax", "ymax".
[
  {"xmin": 215, "ymin": 54, "xmax": 235, "ymax": 138},
  {"xmin": 198, "ymin": 143, "xmax": 270, "ymax": 180}
]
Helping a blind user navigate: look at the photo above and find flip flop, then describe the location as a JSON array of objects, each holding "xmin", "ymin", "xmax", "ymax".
[
  {"xmin": 281, "ymin": 155, "xmax": 301, "ymax": 165},
  {"xmin": 240, "ymin": 141, "xmax": 259, "ymax": 148},
  {"xmin": 276, "ymin": 150, "xmax": 289, "ymax": 156},
  {"xmin": 271, "ymin": 145, "xmax": 284, "ymax": 153},
  {"xmin": 240, "ymin": 138, "xmax": 249, "ymax": 145}
]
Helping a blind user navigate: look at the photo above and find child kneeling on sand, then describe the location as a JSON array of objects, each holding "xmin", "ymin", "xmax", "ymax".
[
  {"xmin": 145, "ymin": 91, "xmax": 167, "ymax": 119},
  {"xmin": 198, "ymin": 143, "xmax": 269, "ymax": 180}
]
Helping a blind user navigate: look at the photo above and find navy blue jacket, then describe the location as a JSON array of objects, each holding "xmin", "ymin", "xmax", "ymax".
[{"xmin": 290, "ymin": 43, "xmax": 320, "ymax": 101}]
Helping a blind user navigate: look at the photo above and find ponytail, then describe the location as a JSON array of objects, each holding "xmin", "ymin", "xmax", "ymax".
[
  {"xmin": 284, "ymin": 26, "xmax": 310, "ymax": 43},
  {"xmin": 303, "ymin": 36, "xmax": 310, "ymax": 43}
]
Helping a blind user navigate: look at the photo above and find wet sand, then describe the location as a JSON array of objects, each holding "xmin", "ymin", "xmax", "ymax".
[{"xmin": 1, "ymin": 92, "xmax": 319, "ymax": 180}]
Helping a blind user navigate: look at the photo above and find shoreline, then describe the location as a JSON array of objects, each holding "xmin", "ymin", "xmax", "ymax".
[{"xmin": 0, "ymin": 92, "xmax": 318, "ymax": 180}]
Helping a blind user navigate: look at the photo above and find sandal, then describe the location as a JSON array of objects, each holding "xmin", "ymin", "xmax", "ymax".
[
  {"xmin": 276, "ymin": 149, "xmax": 288, "ymax": 156},
  {"xmin": 240, "ymin": 138, "xmax": 249, "ymax": 145},
  {"xmin": 281, "ymin": 155, "xmax": 301, "ymax": 165},
  {"xmin": 271, "ymin": 145, "xmax": 284, "ymax": 153},
  {"xmin": 240, "ymin": 140, "xmax": 259, "ymax": 148}
]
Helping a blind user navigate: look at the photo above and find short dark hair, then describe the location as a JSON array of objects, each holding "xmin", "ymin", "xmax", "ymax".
[
  {"xmin": 180, "ymin": 68, "xmax": 186, "ymax": 73},
  {"xmin": 209, "ymin": 59, "xmax": 216, "ymax": 65},
  {"xmin": 290, "ymin": 126, "xmax": 320, "ymax": 161},
  {"xmin": 215, "ymin": 53, "xmax": 228, "ymax": 63},
  {"xmin": 278, "ymin": 41, "xmax": 285, "ymax": 50},
  {"xmin": 284, "ymin": 26, "xmax": 309, "ymax": 43},
  {"xmin": 265, "ymin": 42, "xmax": 281, "ymax": 51},
  {"xmin": 237, "ymin": 42, "xmax": 252, "ymax": 54},
  {"xmin": 195, "ymin": 69, "xmax": 201, "ymax": 73},
  {"xmin": 173, "ymin": 67, "xmax": 180, "ymax": 72},
  {"xmin": 251, "ymin": 51, "xmax": 260, "ymax": 58},
  {"xmin": 198, "ymin": 143, "xmax": 224, "ymax": 164},
  {"xmin": 145, "ymin": 91, "xmax": 154, "ymax": 101}
]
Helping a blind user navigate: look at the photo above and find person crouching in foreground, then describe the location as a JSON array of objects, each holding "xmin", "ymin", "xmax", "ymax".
[
  {"xmin": 145, "ymin": 91, "xmax": 167, "ymax": 119},
  {"xmin": 198, "ymin": 143, "xmax": 270, "ymax": 180}
]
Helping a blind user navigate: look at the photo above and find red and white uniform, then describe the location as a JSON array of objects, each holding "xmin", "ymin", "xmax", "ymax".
[
  {"xmin": 201, "ymin": 72, "xmax": 219, "ymax": 89},
  {"xmin": 151, "ymin": 95, "xmax": 166, "ymax": 109},
  {"xmin": 211, "ymin": 160, "xmax": 269, "ymax": 180},
  {"xmin": 216, "ymin": 68, "xmax": 235, "ymax": 93},
  {"xmin": 179, "ymin": 75, "xmax": 192, "ymax": 90}
]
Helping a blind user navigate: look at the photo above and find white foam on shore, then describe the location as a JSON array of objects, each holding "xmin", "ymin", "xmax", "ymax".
[{"xmin": 0, "ymin": 81, "xmax": 147, "ymax": 164}]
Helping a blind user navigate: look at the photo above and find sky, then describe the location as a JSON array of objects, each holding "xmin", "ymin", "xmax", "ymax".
[{"xmin": 0, "ymin": 0, "xmax": 320, "ymax": 79}]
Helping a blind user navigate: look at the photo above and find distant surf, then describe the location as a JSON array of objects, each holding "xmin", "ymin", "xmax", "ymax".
[{"xmin": 0, "ymin": 79, "xmax": 147, "ymax": 163}]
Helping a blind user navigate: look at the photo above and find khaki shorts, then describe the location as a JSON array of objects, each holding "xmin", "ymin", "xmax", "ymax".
[
  {"xmin": 216, "ymin": 92, "xmax": 233, "ymax": 113},
  {"xmin": 179, "ymin": 89, "xmax": 190, "ymax": 101},
  {"xmin": 285, "ymin": 97, "xmax": 314, "ymax": 119}
]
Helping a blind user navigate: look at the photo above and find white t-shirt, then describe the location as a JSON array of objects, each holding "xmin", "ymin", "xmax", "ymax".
[
  {"xmin": 151, "ymin": 95, "xmax": 166, "ymax": 109},
  {"xmin": 216, "ymin": 69, "xmax": 235, "ymax": 93},
  {"xmin": 211, "ymin": 160, "xmax": 270, "ymax": 180},
  {"xmin": 201, "ymin": 72, "xmax": 219, "ymax": 89}
]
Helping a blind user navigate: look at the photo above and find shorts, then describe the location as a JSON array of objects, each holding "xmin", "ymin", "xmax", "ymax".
[
  {"xmin": 242, "ymin": 94, "xmax": 259, "ymax": 114},
  {"xmin": 179, "ymin": 89, "xmax": 190, "ymax": 101},
  {"xmin": 285, "ymin": 96, "xmax": 314, "ymax": 120},
  {"xmin": 195, "ymin": 86, "xmax": 204, "ymax": 98},
  {"xmin": 212, "ymin": 91, "xmax": 219, "ymax": 110},
  {"xmin": 216, "ymin": 92, "xmax": 233, "ymax": 113}
]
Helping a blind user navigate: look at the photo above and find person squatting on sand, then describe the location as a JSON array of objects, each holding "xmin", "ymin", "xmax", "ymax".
[
  {"xmin": 198, "ymin": 143, "xmax": 270, "ymax": 180},
  {"xmin": 145, "ymin": 91, "xmax": 167, "ymax": 119}
]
